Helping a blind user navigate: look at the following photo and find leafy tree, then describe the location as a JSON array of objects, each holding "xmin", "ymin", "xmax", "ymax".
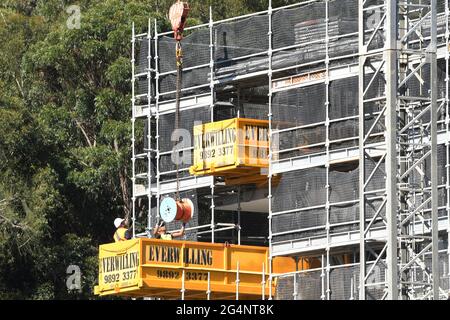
[{"xmin": 0, "ymin": 0, "xmax": 303, "ymax": 300}]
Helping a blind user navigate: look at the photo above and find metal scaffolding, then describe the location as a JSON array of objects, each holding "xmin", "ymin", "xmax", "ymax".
[
  {"xmin": 130, "ymin": 0, "xmax": 450, "ymax": 300},
  {"xmin": 359, "ymin": 0, "xmax": 439, "ymax": 300}
]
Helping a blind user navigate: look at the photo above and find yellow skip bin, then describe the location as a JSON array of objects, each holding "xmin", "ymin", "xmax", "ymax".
[
  {"xmin": 94, "ymin": 239, "xmax": 296, "ymax": 299},
  {"xmin": 189, "ymin": 118, "xmax": 269, "ymax": 185}
]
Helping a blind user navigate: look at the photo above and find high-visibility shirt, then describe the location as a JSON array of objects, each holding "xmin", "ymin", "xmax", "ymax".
[
  {"xmin": 114, "ymin": 227, "xmax": 128, "ymax": 242},
  {"xmin": 160, "ymin": 233, "xmax": 173, "ymax": 241}
]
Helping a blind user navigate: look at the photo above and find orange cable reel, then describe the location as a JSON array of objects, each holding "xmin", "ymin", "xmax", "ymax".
[{"xmin": 160, "ymin": 197, "xmax": 194, "ymax": 223}]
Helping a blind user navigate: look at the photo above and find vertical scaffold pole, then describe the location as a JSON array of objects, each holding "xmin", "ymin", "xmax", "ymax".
[
  {"xmin": 181, "ymin": 269, "xmax": 186, "ymax": 300},
  {"xmin": 209, "ymin": 5, "xmax": 215, "ymax": 121},
  {"xmin": 207, "ymin": 272, "xmax": 211, "ymax": 300},
  {"xmin": 209, "ymin": 6, "xmax": 216, "ymax": 245},
  {"xmin": 237, "ymin": 186, "xmax": 242, "ymax": 245},
  {"xmin": 321, "ymin": 254, "xmax": 326, "ymax": 300},
  {"xmin": 154, "ymin": 19, "xmax": 161, "ymax": 225},
  {"xmin": 262, "ymin": 263, "xmax": 266, "ymax": 300},
  {"xmin": 293, "ymin": 273, "xmax": 298, "ymax": 300},
  {"xmin": 211, "ymin": 183, "xmax": 215, "ymax": 243},
  {"xmin": 446, "ymin": 0, "xmax": 450, "ymax": 282},
  {"xmin": 147, "ymin": 19, "xmax": 153, "ymax": 234},
  {"xmin": 131, "ymin": 22, "xmax": 137, "ymax": 238},
  {"xmin": 357, "ymin": 0, "xmax": 365, "ymax": 300},
  {"xmin": 350, "ymin": 276, "xmax": 354, "ymax": 300},
  {"xmin": 236, "ymin": 261, "xmax": 240, "ymax": 300},
  {"xmin": 324, "ymin": 0, "xmax": 331, "ymax": 300},
  {"xmin": 267, "ymin": 0, "xmax": 274, "ymax": 301},
  {"xmin": 430, "ymin": 0, "xmax": 439, "ymax": 300}
]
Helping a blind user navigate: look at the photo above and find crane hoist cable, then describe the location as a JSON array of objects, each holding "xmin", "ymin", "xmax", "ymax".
[
  {"xmin": 169, "ymin": 1, "xmax": 190, "ymax": 201},
  {"xmin": 175, "ymin": 40, "xmax": 183, "ymax": 201}
]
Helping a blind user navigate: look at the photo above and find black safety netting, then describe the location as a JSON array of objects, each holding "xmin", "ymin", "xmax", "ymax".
[
  {"xmin": 438, "ymin": 2, "xmax": 447, "ymax": 14},
  {"xmin": 405, "ymin": 144, "xmax": 448, "ymax": 214},
  {"xmin": 364, "ymin": 272, "xmax": 386, "ymax": 300},
  {"xmin": 273, "ymin": 2, "xmax": 326, "ymax": 64},
  {"xmin": 157, "ymin": 29, "xmax": 211, "ymax": 100},
  {"xmin": 438, "ymin": 250, "xmax": 450, "ymax": 292},
  {"xmin": 137, "ymin": 77, "xmax": 150, "ymax": 96},
  {"xmin": 158, "ymin": 67, "xmax": 210, "ymax": 101},
  {"xmin": 213, "ymin": 104, "xmax": 236, "ymax": 121},
  {"xmin": 437, "ymin": 59, "xmax": 447, "ymax": 102},
  {"xmin": 405, "ymin": 62, "xmax": 432, "ymax": 100},
  {"xmin": 275, "ymin": 254, "xmax": 449, "ymax": 300},
  {"xmin": 272, "ymin": 168, "xmax": 327, "ymax": 213},
  {"xmin": 157, "ymin": 190, "xmax": 199, "ymax": 241},
  {"xmin": 158, "ymin": 155, "xmax": 191, "ymax": 181},
  {"xmin": 272, "ymin": 84, "xmax": 326, "ymax": 126},
  {"xmin": 271, "ymin": 158, "xmax": 389, "ymax": 244},
  {"xmin": 328, "ymin": 76, "xmax": 359, "ymax": 150},
  {"xmin": 237, "ymin": 102, "xmax": 269, "ymax": 120},
  {"xmin": 423, "ymin": 143, "xmax": 447, "ymax": 185},
  {"xmin": 327, "ymin": 0, "xmax": 359, "ymax": 59},
  {"xmin": 272, "ymin": 84, "xmax": 326, "ymax": 159},
  {"xmin": 329, "ymin": 119, "xmax": 358, "ymax": 143},
  {"xmin": 400, "ymin": 60, "xmax": 448, "ymax": 134},
  {"xmin": 410, "ymin": 11, "xmax": 448, "ymax": 49},
  {"xmin": 236, "ymin": 84, "xmax": 270, "ymax": 120},
  {"xmin": 329, "ymin": 167, "xmax": 359, "ymax": 202},
  {"xmin": 405, "ymin": 250, "xmax": 450, "ymax": 298},
  {"xmin": 276, "ymin": 270, "xmax": 323, "ymax": 300},
  {"xmin": 276, "ymin": 264, "xmax": 371, "ymax": 300},
  {"xmin": 139, "ymin": 0, "xmax": 366, "ymax": 85},
  {"xmin": 405, "ymin": 60, "xmax": 447, "ymax": 127},
  {"xmin": 361, "ymin": 7, "xmax": 385, "ymax": 51},
  {"xmin": 272, "ymin": 0, "xmax": 360, "ymax": 66},
  {"xmin": 363, "ymin": 159, "xmax": 386, "ymax": 192},
  {"xmin": 136, "ymin": 38, "xmax": 155, "ymax": 102},
  {"xmin": 159, "ymin": 30, "xmax": 210, "ymax": 73},
  {"xmin": 136, "ymin": 38, "xmax": 150, "ymax": 74},
  {"xmin": 214, "ymin": 13, "xmax": 269, "ymax": 80},
  {"xmin": 270, "ymin": 70, "xmax": 389, "ymax": 161},
  {"xmin": 273, "ymin": 126, "xmax": 327, "ymax": 159},
  {"xmin": 437, "ymin": 251, "xmax": 450, "ymax": 294},
  {"xmin": 134, "ymin": 157, "xmax": 157, "ymax": 186},
  {"xmin": 272, "ymin": 209, "xmax": 327, "ymax": 236},
  {"xmin": 272, "ymin": 168, "xmax": 327, "ymax": 243},
  {"xmin": 329, "ymin": 204, "xmax": 359, "ymax": 233},
  {"xmin": 328, "ymin": 265, "xmax": 360, "ymax": 300},
  {"xmin": 159, "ymin": 106, "xmax": 211, "ymax": 153},
  {"xmin": 133, "ymin": 0, "xmax": 450, "ymax": 102},
  {"xmin": 158, "ymin": 106, "xmax": 211, "ymax": 181},
  {"xmin": 329, "ymin": 76, "xmax": 359, "ymax": 120}
]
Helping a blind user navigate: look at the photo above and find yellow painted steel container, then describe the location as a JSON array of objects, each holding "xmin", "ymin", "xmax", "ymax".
[
  {"xmin": 190, "ymin": 118, "xmax": 269, "ymax": 177},
  {"xmin": 94, "ymin": 239, "xmax": 296, "ymax": 299}
]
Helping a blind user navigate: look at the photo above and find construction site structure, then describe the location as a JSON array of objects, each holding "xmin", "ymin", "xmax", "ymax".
[{"xmin": 105, "ymin": 0, "xmax": 450, "ymax": 300}]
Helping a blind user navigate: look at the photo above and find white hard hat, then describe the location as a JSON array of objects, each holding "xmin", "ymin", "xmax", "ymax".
[{"xmin": 114, "ymin": 218, "xmax": 125, "ymax": 228}]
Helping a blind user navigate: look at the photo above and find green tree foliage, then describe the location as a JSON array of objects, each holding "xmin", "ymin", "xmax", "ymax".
[{"xmin": 0, "ymin": 0, "xmax": 300, "ymax": 299}]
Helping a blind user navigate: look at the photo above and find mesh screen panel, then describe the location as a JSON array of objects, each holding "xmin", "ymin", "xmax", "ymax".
[
  {"xmin": 136, "ymin": 38, "xmax": 149, "ymax": 74},
  {"xmin": 272, "ymin": 168, "xmax": 327, "ymax": 213}
]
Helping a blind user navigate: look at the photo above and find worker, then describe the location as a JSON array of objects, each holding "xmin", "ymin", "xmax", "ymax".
[
  {"xmin": 153, "ymin": 219, "xmax": 185, "ymax": 240},
  {"xmin": 113, "ymin": 218, "xmax": 131, "ymax": 242}
]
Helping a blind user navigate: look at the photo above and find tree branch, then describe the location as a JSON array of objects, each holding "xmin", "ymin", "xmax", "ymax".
[
  {"xmin": 0, "ymin": 213, "xmax": 32, "ymax": 231},
  {"xmin": 114, "ymin": 138, "xmax": 131, "ymax": 221},
  {"xmin": 74, "ymin": 119, "xmax": 93, "ymax": 148},
  {"xmin": 14, "ymin": 75, "xmax": 25, "ymax": 99},
  {"xmin": 0, "ymin": 11, "xmax": 8, "ymax": 26}
]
